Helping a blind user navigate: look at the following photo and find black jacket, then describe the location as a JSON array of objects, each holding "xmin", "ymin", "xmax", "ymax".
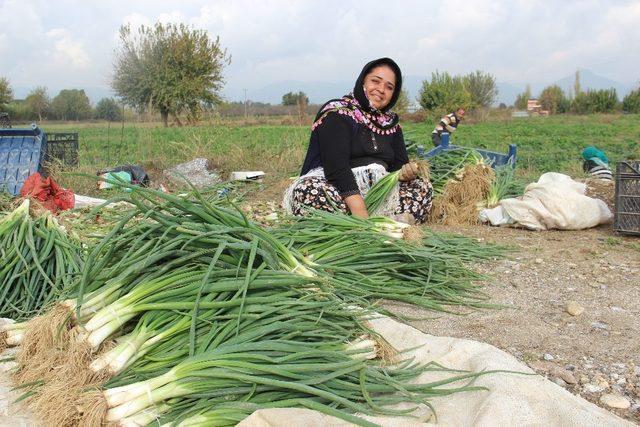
[
  {"xmin": 300, "ymin": 58, "xmax": 407, "ymax": 196},
  {"xmin": 312, "ymin": 113, "xmax": 408, "ymax": 196}
]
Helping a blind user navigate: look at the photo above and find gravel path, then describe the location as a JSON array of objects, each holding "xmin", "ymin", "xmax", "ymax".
[{"xmin": 387, "ymin": 223, "xmax": 640, "ymax": 424}]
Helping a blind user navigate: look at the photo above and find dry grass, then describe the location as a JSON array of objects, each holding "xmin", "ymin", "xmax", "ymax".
[{"xmin": 429, "ymin": 164, "xmax": 495, "ymax": 225}]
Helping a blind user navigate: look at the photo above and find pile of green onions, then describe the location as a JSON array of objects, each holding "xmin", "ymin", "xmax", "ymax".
[
  {"xmin": 7, "ymin": 184, "xmax": 504, "ymax": 426},
  {"xmin": 0, "ymin": 199, "xmax": 83, "ymax": 319}
]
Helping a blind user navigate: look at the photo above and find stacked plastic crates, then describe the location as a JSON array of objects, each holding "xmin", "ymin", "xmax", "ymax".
[
  {"xmin": 0, "ymin": 125, "xmax": 46, "ymax": 195},
  {"xmin": 43, "ymin": 132, "xmax": 79, "ymax": 168},
  {"xmin": 614, "ymin": 161, "xmax": 640, "ymax": 236}
]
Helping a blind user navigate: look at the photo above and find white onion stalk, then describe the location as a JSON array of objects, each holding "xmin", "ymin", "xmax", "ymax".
[
  {"xmin": 85, "ymin": 313, "xmax": 137, "ymax": 350},
  {"xmin": 6, "ymin": 330, "xmax": 24, "ymax": 346},
  {"xmin": 109, "ymin": 320, "xmax": 191, "ymax": 374},
  {"xmin": 107, "ymin": 382, "xmax": 190, "ymax": 422},
  {"xmin": 104, "ymin": 368, "xmax": 178, "ymax": 408},
  {"xmin": 106, "ymin": 376, "xmax": 190, "ymax": 422},
  {"xmin": 117, "ymin": 403, "xmax": 169, "ymax": 427},
  {"xmin": 0, "ymin": 320, "xmax": 23, "ymax": 333},
  {"xmin": 379, "ymin": 230, "xmax": 404, "ymax": 240},
  {"xmin": 345, "ymin": 335, "xmax": 377, "ymax": 360},
  {"xmin": 90, "ymin": 331, "xmax": 148, "ymax": 373}
]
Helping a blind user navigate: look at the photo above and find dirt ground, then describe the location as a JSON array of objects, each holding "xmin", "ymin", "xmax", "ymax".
[
  {"xmin": 242, "ymin": 177, "xmax": 640, "ymax": 424},
  {"xmin": 387, "ymin": 223, "xmax": 640, "ymax": 424}
]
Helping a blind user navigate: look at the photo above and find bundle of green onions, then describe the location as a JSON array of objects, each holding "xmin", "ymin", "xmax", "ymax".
[
  {"xmin": 428, "ymin": 148, "xmax": 485, "ymax": 196},
  {"xmin": 274, "ymin": 209, "xmax": 504, "ymax": 312},
  {"xmin": 0, "ymin": 199, "xmax": 83, "ymax": 320},
  {"xmin": 485, "ymin": 165, "xmax": 526, "ymax": 208},
  {"xmin": 364, "ymin": 161, "xmax": 430, "ymax": 214}
]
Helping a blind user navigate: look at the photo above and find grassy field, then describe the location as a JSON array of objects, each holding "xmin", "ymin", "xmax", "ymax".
[{"xmin": 28, "ymin": 113, "xmax": 640, "ymax": 195}]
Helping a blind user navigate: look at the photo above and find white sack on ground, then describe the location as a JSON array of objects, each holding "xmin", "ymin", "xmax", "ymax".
[
  {"xmin": 483, "ymin": 172, "xmax": 613, "ymax": 230},
  {"xmin": 239, "ymin": 314, "xmax": 632, "ymax": 427},
  {"xmin": 74, "ymin": 194, "xmax": 133, "ymax": 209}
]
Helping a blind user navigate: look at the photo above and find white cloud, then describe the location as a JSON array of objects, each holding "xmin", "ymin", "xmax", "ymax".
[
  {"xmin": 0, "ymin": 0, "xmax": 638, "ymax": 100},
  {"xmin": 46, "ymin": 28, "xmax": 90, "ymax": 68},
  {"xmin": 121, "ymin": 13, "xmax": 154, "ymax": 30}
]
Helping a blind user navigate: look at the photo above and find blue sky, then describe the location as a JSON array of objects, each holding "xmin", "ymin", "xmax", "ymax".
[{"xmin": 1, "ymin": 0, "xmax": 639, "ymax": 102}]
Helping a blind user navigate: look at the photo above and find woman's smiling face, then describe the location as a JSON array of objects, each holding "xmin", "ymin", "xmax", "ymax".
[{"xmin": 363, "ymin": 65, "xmax": 396, "ymax": 110}]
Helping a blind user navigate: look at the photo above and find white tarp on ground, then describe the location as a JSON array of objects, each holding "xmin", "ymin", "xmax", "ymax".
[
  {"xmin": 480, "ymin": 172, "xmax": 613, "ymax": 231},
  {"xmin": 0, "ymin": 316, "xmax": 631, "ymax": 426},
  {"xmin": 0, "ymin": 348, "xmax": 40, "ymax": 427},
  {"xmin": 239, "ymin": 315, "xmax": 632, "ymax": 427}
]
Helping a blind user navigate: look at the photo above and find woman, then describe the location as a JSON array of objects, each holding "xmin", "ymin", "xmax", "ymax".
[{"xmin": 283, "ymin": 58, "xmax": 433, "ymax": 224}]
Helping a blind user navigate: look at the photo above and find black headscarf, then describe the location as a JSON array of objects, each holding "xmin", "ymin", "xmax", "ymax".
[
  {"xmin": 352, "ymin": 57, "xmax": 403, "ymax": 113},
  {"xmin": 310, "ymin": 58, "xmax": 403, "ymax": 133}
]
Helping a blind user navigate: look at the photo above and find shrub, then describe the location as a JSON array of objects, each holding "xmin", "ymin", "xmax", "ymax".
[
  {"xmin": 571, "ymin": 88, "xmax": 618, "ymax": 114},
  {"xmin": 95, "ymin": 98, "xmax": 123, "ymax": 121},
  {"xmin": 539, "ymin": 85, "xmax": 570, "ymax": 114},
  {"xmin": 622, "ymin": 88, "xmax": 640, "ymax": 113},
  {"xmin": 418, "ymin": 71, "xmax": 471, "ymax": 112}
]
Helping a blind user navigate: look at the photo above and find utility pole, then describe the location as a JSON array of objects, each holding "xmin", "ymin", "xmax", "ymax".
[{"xmin": 243, "ymin": 89, "xmax": 248, "ymax": 119}]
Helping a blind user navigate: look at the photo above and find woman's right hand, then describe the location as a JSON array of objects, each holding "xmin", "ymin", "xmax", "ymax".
[
  {"xmin": 398, "ymin": 162, "xmax": 418, "ymax": 181},
  {"xmin": 344, "ymin": 194, "xmax": 369, "ymax": 218}
]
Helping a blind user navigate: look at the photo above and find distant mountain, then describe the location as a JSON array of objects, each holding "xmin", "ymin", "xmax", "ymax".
[
  {"xmin": 500, "ymin": 70, "xmax": 635, "ymax": 106},
  {"xmin": 12, "ymin": 69, "xmax": 632, "ymax": 108},
  {"xmin": 552, "ymin": 69, "xmax": 633, "ymax": 99},
  {"xmin": 225, "ymin": 80, "xmax": 352, "ymax": 105},
  {"xmin": 224, "ymin": 75, "xmax": 428, "ymax": 106}
]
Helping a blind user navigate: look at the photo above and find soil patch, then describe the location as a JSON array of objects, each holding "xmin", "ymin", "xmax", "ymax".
[{"xmin": 385, "ymin": 223, "xmax": 640, "ymax": 423}]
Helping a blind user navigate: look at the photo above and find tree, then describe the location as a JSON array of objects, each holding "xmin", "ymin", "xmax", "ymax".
[
  {"xmin": 538, "ymin": 85, "xmax": 569, "ymax": 114},
  {"xmin": 418, "ymin": 71, "xmax": 471, "ymax": 112},
  {"xmin": 463, "ymin": 70, "xmax": 498, "ymax": 108},
  {"xmin": 573, "ymin": 70, "xmax": 581, "ymax": 97},
  {"xmin": 622, "ymin": 89, "xmax": 640, "ymax": 113},
  {"xmin": 50, "ymin": 89, "xmax": 92, "ymax": 121},
  {"xmin": 514, "ymin": 85, "xmax": 531, "ymax": 110},
  {"xmin": 394, "ymin": 90, "xmax": 410, "ymax": 115},
  {"xmin": 95, "ymin": 98, "xmax": 123, "ymax": 121},
  {"xmin": 25, "ymin": 87, "xmax": 51, "ymax": 121},
  {"xmin": 112, "ymin": 23, "xmax": 231, "ymax": 127},
  {"xmin": 0, "ymin": 77, "xmax": 13, "ymax": 109},
  {"xmin": 282, "ymin": 91, "xmax": 309, "ymax": 106}
]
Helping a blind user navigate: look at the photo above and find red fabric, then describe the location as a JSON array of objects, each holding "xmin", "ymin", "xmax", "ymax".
[{"xmin": 20, "ymin": 172, "xmax": 75, "ymax": 212}]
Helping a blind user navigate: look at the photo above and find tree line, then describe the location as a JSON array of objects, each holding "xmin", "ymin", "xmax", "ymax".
[
  {"xmin": 418, "ymin": 70, "xmax": 640, "ymax": 114},
  {"xmin": 0, "ymin": 82, "xmax": 124, "ymax": 122},
  {"xmin": 511, "ymin": 72, "xmax": 640, "ymax": 114}
]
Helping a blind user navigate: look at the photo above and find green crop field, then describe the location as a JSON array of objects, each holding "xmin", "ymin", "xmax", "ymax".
[{"xmin": 33, "ymin": 113, "xmax": 640, "ymax": 195}]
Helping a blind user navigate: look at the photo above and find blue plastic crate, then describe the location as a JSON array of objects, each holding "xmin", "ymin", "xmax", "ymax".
[
  {"xmin": 0, "ymin": 125, "xmax": 47, "ymax": 195},
  {"xmin": 416, "ymin": 133, "xmax": 517, "ymax": 168}
]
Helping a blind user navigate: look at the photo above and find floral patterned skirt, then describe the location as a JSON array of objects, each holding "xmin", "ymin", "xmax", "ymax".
[{"xmin": 290, "ymin": 177, "xmax": 433, "ymax": 224}]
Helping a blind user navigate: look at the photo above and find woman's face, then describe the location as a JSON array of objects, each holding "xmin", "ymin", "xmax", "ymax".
[{"xmin": 363, "ymin": 65, "xmax": 396, "ymax": 110}]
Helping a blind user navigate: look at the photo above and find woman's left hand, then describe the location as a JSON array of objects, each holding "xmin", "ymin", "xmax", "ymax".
[{"xmin": 398, "ymin": 162, "xmax": 418, "ymax": 182}]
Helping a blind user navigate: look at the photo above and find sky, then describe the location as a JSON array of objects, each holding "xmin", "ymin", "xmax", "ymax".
[{"xmin": 1, "ymin": 0, "xmax": 639, "ymax": 102}]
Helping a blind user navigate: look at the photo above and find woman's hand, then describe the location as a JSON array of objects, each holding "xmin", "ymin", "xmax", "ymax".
[
  {"xmin": 398, "ymin": 162, "xmax": 418, "ymax": 182},
  {"xmin": 344, "ymin": 194, "xmax": 369, "ymax": 218}
]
